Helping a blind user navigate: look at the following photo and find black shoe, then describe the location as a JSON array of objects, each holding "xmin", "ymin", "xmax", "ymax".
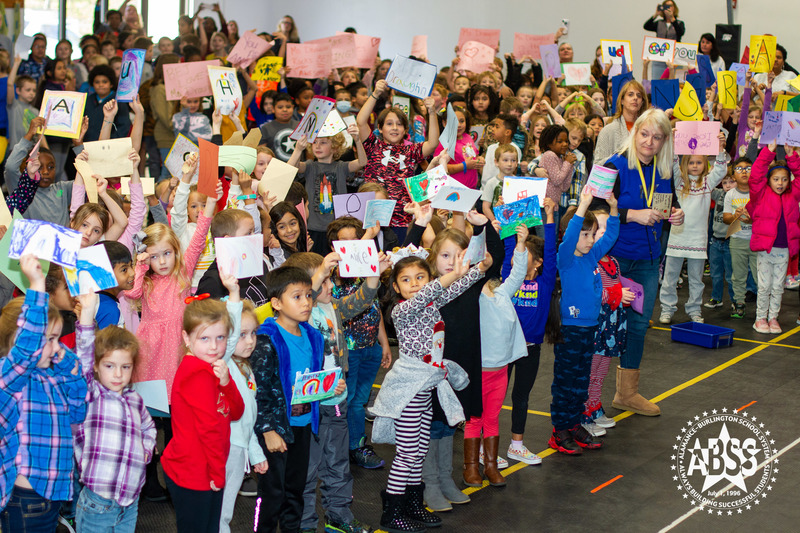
[
  {"xmin": 350, "ymin": 439, "xmax": 385, "ymax": 469},
  {"xmin": 238, "ymin": 473, "xmax": 258, "ymax": 497},
  {"xmin": 365, "ymin": 407, "xmax": 376, "ymax": 423},
  {"xmin": 380, "ymin": 490, "xmax": 425, "ymax": 533},
  {"xmin": 571, "ymin": 425, "xmax": 603, "ymax": 449},
  {"xmin": 325, "ymin": 514, "xmax": 374, "ymax": 533},
  {"xmin": 142, "ymin": 456, "xmax": 169, "ymax": 502},
  {"xmin": 548, "ymin": 428, "xmax": 582, "ymax": 455},
  {"xmin": 403, "ymin": 484, "xmax": 442, "ymax": 528}
]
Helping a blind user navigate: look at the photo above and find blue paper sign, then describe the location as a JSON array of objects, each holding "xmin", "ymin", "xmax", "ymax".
[
  {"xmin": 730, "ymin": 62, "xmax": 749, "ymax": 86},
  {"xmin": 697, "ymin": 54, "xmax": 715, "ymax": 88},
  {"xmin": 686, "ymin": 73, "xmax": 706, "ymax": 107},
  {"xmin": 492, "ymin": 196, "xmax": 542, "ymax": 239},
  {"xmin": 650, "ymin": 79, "xmax": 680, "ymax": 110},
  {"xmin": 610, "ymin": 71, "xmax": 634, "ymax": 115}
]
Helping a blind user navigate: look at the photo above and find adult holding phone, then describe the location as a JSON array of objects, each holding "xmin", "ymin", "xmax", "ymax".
[{"xmin": 643, "ymin": 1, "xmax": 685, "ymax": 78}]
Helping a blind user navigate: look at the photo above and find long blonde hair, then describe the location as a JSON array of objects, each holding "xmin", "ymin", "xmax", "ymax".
[
  {"xmin": 612, "ymin": 80, "xmax": 648, "ymax": 121},
  {"xmin": 678, "ymin": 154, "xmax": 710, "ymax": 198},
  {"xmin": 142, "ymin": 223, "xmax": 189, "ymax": 294},
  {"xmin": 618, "ymin": 108, "xmax": 674, "ymax": 180}
]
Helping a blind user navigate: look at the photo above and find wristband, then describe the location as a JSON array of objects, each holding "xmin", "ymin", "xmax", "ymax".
[
  {"xmin": 370, "ymin": 93, "xmax": 378, "ymax": 99},
  {"xmin": 462, "ymin": 161, "xmax": 467, "ymax": 173},
  {"xmin": 237, "ymin": 194, "xmax": 257, "ymax": 200}
]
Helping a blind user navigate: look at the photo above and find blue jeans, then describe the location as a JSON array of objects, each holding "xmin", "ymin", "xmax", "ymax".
[
  {"xmin": 0, "ymin": 485, "xmax": 61, "ymax": 532},
  {"xmin": 616, "ymin": 257, "xmax": 660, "ymax": 370},
  {"xmin": 76, "ymin": 487, "xmax": 138, "ymax": 533},
  {"xmin": 158, "ymin": 147, "xmax": 171, "ymax": 181},
  {"xmin": 709, "ymin": 237, "xmax": 733, "ymax": 302},
  {"xmin": 346, "ymin": 343, "xmax": 383, "ymax": 449}
]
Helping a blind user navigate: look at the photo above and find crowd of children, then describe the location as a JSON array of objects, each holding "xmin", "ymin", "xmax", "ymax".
[{"xmin": 1, "ymin": 2, "xmax": 800, "ymax": 533}]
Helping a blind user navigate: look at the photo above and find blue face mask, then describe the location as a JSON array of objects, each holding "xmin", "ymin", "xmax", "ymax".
[{"xmin": 336, "ymin": 100, "xmax": 352, "ymax": 114}]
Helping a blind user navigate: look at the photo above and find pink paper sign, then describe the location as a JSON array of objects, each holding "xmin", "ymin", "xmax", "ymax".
[
  {"xmin": 458, "ymin": 28, "xmax": 500, "ymax": 49},
  {"xmin": 540, "ymin": 44, "xmax": 562, "ymax": 78},
  {"xmin": 411, "ymin": 35, "xmax": 427, "ymax": 59},
  {"xmin": 307, "ymin": 34, "xmax": 357, "ymax": 69},
  {"xmin": 351, "ymin": 33, "xmax": 381, "ymax": 69},
  {"xmin": 513, "ymin": 33, "xmax": 555, "ymax": 60},
  {"xmin": 287, "ymin": 42, "xmax": 332, "ymax": 79},
  {"xmin": 458, "ymin": 41, "xmax": 495, "ymax": 74},
  {"xmin": 164, "ymin": 59, "xmax": 220, "ymax": 101},
  {"xmin": 674, "ymin": 121, "xmax": 721, "ymax": 156},
  {"xmin": 226, "ymin": 31, "xmax": 270, "ymax": 68},
  {"xmin": 620, "ymin": 276, "xmax": 644, "ymax": 314}
]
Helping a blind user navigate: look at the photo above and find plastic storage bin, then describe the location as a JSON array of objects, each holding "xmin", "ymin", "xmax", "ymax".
[{"xmin": 670, "ymin": 322, "xmax": 735, "ymax": 349}]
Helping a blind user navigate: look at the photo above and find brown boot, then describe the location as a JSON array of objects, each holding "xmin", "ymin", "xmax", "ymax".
[
  {"xmin": 612, "ymin": 366, "xmax": 661, "ymax": 416},
  {"xmin": 482, "ymin": 436, "xmax": 506, "ymax": 487},
  {"xmin": 462, "ymin": 438, "xmax": 483, "ymax": 487}
]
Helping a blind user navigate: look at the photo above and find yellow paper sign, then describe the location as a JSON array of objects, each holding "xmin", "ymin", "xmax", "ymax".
[
  {"xmin": 749, "ymin": 35, "xmax": 777, "ymax": 74},
  {"xmin": 716, "ymin": 71, "xmax": 738, "ymax": 110},
  {"xmin": 789, "ymin": 74, "xmax": 800, "ymax": 93},
  {"xmin": 252, "ymin": 56, "xmax": 283, "ymax": 82},
  {"xmin": 674, "ymin": 82, "xmax": 703, "ymax": 121},
  {"xmin": 74, "ymin": 160, "xmax": 98, "ymax": 203},
  {"xmin": 775, "ymin": 94, "xmax": 792, "ymax": 112}
]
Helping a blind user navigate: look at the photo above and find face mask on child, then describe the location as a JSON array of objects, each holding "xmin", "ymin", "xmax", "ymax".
[{"xmin": 336, "ymin": 101, "xmax": 352, "ymax": 114}]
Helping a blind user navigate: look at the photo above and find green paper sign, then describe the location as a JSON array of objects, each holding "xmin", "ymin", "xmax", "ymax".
[{"xmin": 0, "ymin": 211, "xmax": 50, "ymax": 292}]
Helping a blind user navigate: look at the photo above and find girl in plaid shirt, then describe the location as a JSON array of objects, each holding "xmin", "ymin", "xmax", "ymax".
[{"xmin": 0, "ymin": 255, "xmax": 87, "ymax": 531}]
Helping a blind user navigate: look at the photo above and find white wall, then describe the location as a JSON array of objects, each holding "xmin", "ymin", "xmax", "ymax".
[{"xmin": 221, "ymin": 0, "xmax": 800, "ymax": 76}]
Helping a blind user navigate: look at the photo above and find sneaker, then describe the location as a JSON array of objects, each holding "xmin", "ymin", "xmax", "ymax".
[
  {"xmin": 349, "ymin": 439, "xmax": 385, "ymax": 469},
  {"xmin": 548, "ymin": 429, "xmax": 582, "ymax": 455},
  {"xmin": 364, "ymin": 408, "xmax": 376, "ymax": 423},
  {"xmin": 786, "ymin": 275, "xmax": 800, "ymax": 290},
  {"xmin": 676, "ymin": 276, "xmax": 684, "ymax": 288},
  {"xmin": 704, "ymin": 298, "xmax": 723, "ymax": 308},
  {"xmin": 325, "ymin": 515, "xmax": 373, "ymax": 533},
  {"xmin": 753, "ymin": 318, "xmax": 770, "ymax": 334},
  {"xmin": 731, "ymin": 303, "xmax": 745, "ymax": 319},
  {"xmin": 594, "ymin": 413, "xmax": 617, "ymax": 428},
  {"xmin": 57, "ymin": 516, "xmax": 76, "ymax": 533},
  {"xmin": 581, "ymin": 422, "xmax": 607, "ymax": 437},
  {"xmin": 507, "ymin": 444, "xmax": 542, "ymax": 465},
  {"xmin": 479, "ymin": 449, "xmax": 508, "ymax": 469},
  {"xmin": 659, "ymin": 312, "xmax": 672, "ymax": 324},
  {"xmin": 571, "ymin": 425, "xmax": 603, "ymax": 449},
  {"xmin": 703, "ymin": 263, "xmax": 710, "ymax": 276},
  {"xmin": 238, "ymin": 474, "xmax": 258, "ymax": 497},
  {"xmin": 690, "ymin": 314, "xmax": 704, "ymax": 323},
  {"xmin": 768, "ymin": 318, "xmax": 782, "ymax": 334}
]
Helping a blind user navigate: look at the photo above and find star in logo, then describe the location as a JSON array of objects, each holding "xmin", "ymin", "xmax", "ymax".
[{"xmin": 686, "ymin": 423, "xmax": 761, "ymax": 493}]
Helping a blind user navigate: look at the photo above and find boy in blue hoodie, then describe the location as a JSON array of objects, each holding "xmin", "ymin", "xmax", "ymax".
[{"xmin": 549, "ymin": 191, "xmax": 619, "ymax": 455}]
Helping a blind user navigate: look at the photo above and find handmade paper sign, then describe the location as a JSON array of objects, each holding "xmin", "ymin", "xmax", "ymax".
[
  {"xmin": 458, "ymin": 28, "xmax": 500, "ymax": 49},
  {"xmin": 290, "ymin": 96, "xmax": 335, "ymax": 142},
  {"xmin": 120, "ymin": 177, "xmax": 155, "ymax": 196},
  {"xmin": 251, "ymin": 56, "xmax": 283, "ymax": 82},
  {"xmin": 750, "ymin": 35, "xmax": 777, "ymax": 73},
  {"xmin": 341, "ymin": 32, "xmax": 382, "ymax": 69},
  {"xmin": 117, "ymin": 48, "xmax": 145, "ymax": 103},
  {"xmin": 258, "ymin": 158, "xmax": 298, "ymax": 202},
  {"xmin": 513, "ymin": 33, "xmax": 554, "ymax": 60},
  {"xmin": 0, "ymin": 187, "xmax": 11, "ymax": 228},
  {"xmin": 730, "ymin": 63, "xmax": 749, "ymax": 85},
  {"xmin": 0, "ymin": 212, "xmax": 49, "ymax": 292},
  {"xmin": 362, "ymin": 199, "xmax": 397, "ymax": 228},
  {"xmin": 788, "ymin": 94, "xmax": 800, "ymax": 113},
  {"xmin": 464, "ymin": 230, "xmax": 486, "ymax": 265},
  {"xmin": 685, "ymin": 73, "xmax": 706, "ymax": 107},
  {"xmin": 218, "ymin": 146, "xmax": 257, "ymax": 175},
  {"xmin": 392, "ymin": 95, "xmax": 411, "ymax": 118},
  {"xmin": 439, "ymin": 103, "xmax": 458, "ymax": 159},
  {"xmin": 502, "ymin": 177, "xmax": 548, "ymax": 205},
  {"xmin": 214, "ymin": 234, "xmax": 264, "ymax": 279},
  {"xmin": 458, "ymin": 41, "xmax": 495, "ymax": 74},
  {"xmin": 540, "ymin": 44, "xmax": 561, "ymax": 79},
  {"xmin": 332, "ymin": 239, "xmax": 380, "ymax": 278},
  {"xmin": 287, "ymin": 42, "xmax": 331, "ymax": 79},
  {"xmin": 610, "ymin": 71, "xmax": 634, "ymax": 115},
  {"xmin": 620, "ymin": 276, "xmax": 644, "ymax": 314},
  {"xmin": 562, "ymin": 63, "xmax": 591, "ymax": 86},
  {"xmin": 165, "ymin": 134, "xmax": 199, "ymax": 181},
  {"xmin": 333, "ymin": 192, "xmax": 375, "ymax": 222},
  {"xmin": 8, "ymin": 219, "xmax": 81, "ymax": 268},
  {"xmin": 642, "ymin": 36, "xmax": 675, "ymax": 62},
  {"xmin": 39, "ymin": 91, "xmax": 86, "ymax": 139},
  {"xmin": 601, "ymin": 40, "xmax": 633, "ymax": 67},
  {"xmin": 759, "ymin": 111, "xmax": 800, "ymax": 147},
  {"xmin": 164, "ymin": 59, "xmax": 219, "ymax": 100},
  {"xmin": 430, "ymin": 185, "xmax": 482, "ymax": 213},
  {"xmin": 291, "ymin": 368, "xmax": 342, "ymax": 404},
  {"xmin": 789, "ymin": 74, "xmax": 800, "ymax": 93},
  {"xmin": 14, "ymin": 35, "xmax": 34, "ymax": 58},
  {"xmin": 674, "ymin": 121, "xmax": 720, "ymax": 155},
  {"xmin": 650, "ymin": 79, "xmax": 680, "ymax": 110},
  {"xmin": 726, "ymin": 216, "xmax": 742, "ymax": 239},
  {"xmin": 717, "ymin": 71, "xmax": 738, "ymax": 109},
  {"xmin": 493, "ymin": 196, "xmax": 543, "ymax": 239},
  {"xmin": 208, "ymin": 65, "xmax": 242, "ymax": 115},
  {"xmin": 673, "ymin": 82, "xmax": 704, "ymax": 121},
  {"xmin": 226, "ymin": 31, "xmax": 270, "ymax": 68},
  {"xmin": 197, "ymin": 139, "xmax": 220, "ymax": 198},
  {"xmin": 697, "ymin": 55, "xmax": 715, "ymax": 88},
  {"xmin": 317, "ymin": 109, "xmax": 347, "ymax": 138},
  {"xmin": 673, "ymin": 42, "xmax": 698, "ymax": 67},
  {"xmin": 62, "ymin": 246, "xmax": 118, "ymax": 296},
  {"xmin": 404, "ymin": 165, "xmax": 455, "ymax": 202},
  {"xmin": 83, "ymin": 138, "xmax": 134, "ymax": 178},
  {"xmin": 652, "ymin": 192, "xmax": 672, "ymax": 219},
  {"xmin": 469, "ymin": 125, "xmax": 485, "ymax": 146},
  {"xmin": 306, "ymin": 34, "xmax": 357, "ymax": 69},
  {"xmin": 385, "ymin": 54, "xmax": 437, "ymax": 99},
  {"xmin": 584, "ymin": 165, "xmax": 619, "ymax": 199},
  {"xmin": 411, "ymin": 35, "xmax": 427, "ymax": 58},
  {"xmin": 132, "ymin": 380, "xmax": 170, "ymax": 414},
  {"xmin": 774, "ymin": 95, "xmax": 793, "ymax": 113},
  {"xmin": 73, "ymin": 160, "xmax": 98, "ymax": 203}
]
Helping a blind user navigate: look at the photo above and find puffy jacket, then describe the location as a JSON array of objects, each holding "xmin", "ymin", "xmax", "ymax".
[{"xmin": 746, "ymin": 147, "xmax": 800, "ymax": 256}]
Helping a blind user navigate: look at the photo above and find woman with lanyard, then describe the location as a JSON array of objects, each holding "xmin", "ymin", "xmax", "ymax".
[
  {"xmin": 594, "ymin": 80, "xmax": 648, "ymax": 165},
  {"xmin": 591, "ymin": 108, "xmax": 684, "ymax": 416}
]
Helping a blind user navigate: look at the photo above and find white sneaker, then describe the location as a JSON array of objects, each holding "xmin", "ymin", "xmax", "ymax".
[
  {"xmin": 479, "ymin": 449, "xmax": 508, "ymax": 469},
  {"xmin": 594, "ymin": 414, "xmax": 616, "ymax": 428},
  {"xmin": 659, "ymin": 313, "xmax": 672, "ymax": 324},
  {"xmin": 582, "ymin": 422, "xmax": 607, "ymax": 437},
  {"xmin": 507, "ymin": 444, "xmax": 542, "ymax": 465},
  {"xmin": 690, "ymin": 315, "xmax": 704, "ymax": 323}
]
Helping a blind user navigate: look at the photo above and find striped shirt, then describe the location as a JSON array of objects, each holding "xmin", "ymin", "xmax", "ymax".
[{"xmin": 73, "ymin": 325, "xmax": 157, "ymax": 507}]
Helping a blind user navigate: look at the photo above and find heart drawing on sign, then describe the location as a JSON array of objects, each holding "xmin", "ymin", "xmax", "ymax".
[
  {"xmin": 371, "ymin": 37, "xmax": 380, "ymax": 48},
  {"xmin": 367, "ymin": 247, "xmax": 372, "ymax": 256},
  {"xmin": 566, "ymin": 65, "xmax": 585, "ymax": 80},
  {"xmin": 420, "ymin": 178, "xmax": 429, "ymax": 191},
  {"xmin": 339, "ymin": 246, "xmax": 346, "ymax": 254},
  {"xmin": 345, "ymin": 264, "xmax": 350, "ymax": 272},
  {"xmin": 463, "ymin": 46, "xmax": 479, "ymax": 58},
  {"xmin": 322, "ymin": 371, "xmax": 336, "ymax": 392},
  {"xmin": 370, "ymin": 264, "xmax": 377, "ymax": 273}
]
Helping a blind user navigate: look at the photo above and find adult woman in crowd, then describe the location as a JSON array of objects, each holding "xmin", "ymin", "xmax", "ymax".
[
  {"xmin": 643, "ymin": 1, "xmax": 684, "ymax": 78},
  {"xmin": 594, "ymin": 80, "xmax": 648, "ymax": 164},
  {"xmin": 699, "ymin": 33, "xmax": 726, "ymax": 74}
]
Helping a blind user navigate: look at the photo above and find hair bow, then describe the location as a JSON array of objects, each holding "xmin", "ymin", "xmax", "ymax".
[{"xmin": 184, "ymin": 293, "xmax": 211, "ymax": 304}]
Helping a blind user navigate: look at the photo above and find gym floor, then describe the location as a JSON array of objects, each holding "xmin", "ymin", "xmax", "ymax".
[{"xmin": 133, "ymin": 282, "xmax": 800, "ymax": 532}]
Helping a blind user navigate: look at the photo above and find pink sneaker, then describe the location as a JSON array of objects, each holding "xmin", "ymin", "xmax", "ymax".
[
  {"xmin": 768, "ymin": 318, "xmax": 782, "ymax": 334},
  {"xmin": 753, "ymin": 319, "xmax": 770, "ymax": 334}
]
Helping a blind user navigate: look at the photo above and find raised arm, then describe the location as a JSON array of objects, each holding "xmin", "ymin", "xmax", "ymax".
[
  {"xmin": 99, "ymin": 99, "xmax": 117, "ymax": 141},
  {"xmin": 420, "ymin": 96, "xmax": 440, "ymax": 157},
  {"xmin": 358, "ymin": 79, "xmax": 384, "ymax": 141},
  {"xmin": 348, "ymin": 123, "xmax": 367, "ymax": 172},
  {"xmin": 96, "ymin": 175, "xmax": 129, "ymax": 240},
  {"xmin": 6, "ymin": 55, "xmax": 20, "ymax": 107}
]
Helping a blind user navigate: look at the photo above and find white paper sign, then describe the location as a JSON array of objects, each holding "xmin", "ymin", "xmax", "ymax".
[
  {"xmin": 430, "ymin": 185, "xmax": 482, "ymax": 213},
  {"xmin": 502, "ymin": 177, "xmax": 548, "ymax": 205},
  {"xmin": 385, "ymin": 54, "xmax": 437, "ymax": 99},
  {"xmin": 332, "ymin": 239, "xmax": 380, "ymax": 278},
  {"xmin": 290, "ymin": 96, "xmax": 336, "ymax": 142},
  {"xmin": 674, "ymin": 42, "xmax": 699, "ymax": 67},
  {"xmin": 214, "ymin": 234, "xmax": 264, "ymax": 279},
  {"xmin": 258, "ymin": 158, "xmax": 299, "ymax": 203},
  {"xmin": 464, "ymin": 230, "xmax": 486, "ymax": 265},
  {"xmin": 165, "ymin": 134, "xmax": 200, "ymax": 182},
  {"xmin": 362, "ymin": 199, "xmax": 397, "ymax": 229},
  {"xmin": 83, "ymin": 138, "xmax": 134, "ymax": 178},
  {"xmin": 317, "ymin": 109, "xmax": 347, "ymax": 138},
  {"xmin": 642, "ymin": 36, "xmax": 676, "ymax": 62},
  {"xmin": 132, "ymin": 380, "xmax": 170, "ymax": 413},
  {"xmin": 439, "ymin": 103, "xmax": 458, "ymax": 159},
  {"xmin": 120, "ymin": 177, "xmax": 155, "ymax": 196},
  {"xmin": 14, "ymin": 35, "xmax": 34, "ymax": 58},
  {"xmin": 62, "ymin": 246, "xmax": 118, "ymax": 296},
  {"xmin": 562, "ymin": 63, "xmax": 592, "ymax": 86}
]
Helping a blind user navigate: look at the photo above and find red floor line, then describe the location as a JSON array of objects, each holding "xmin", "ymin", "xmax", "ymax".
[
  {"xmin": 736, "ymin": 400, "xmax": 757, "ymax": 412},
  {"xmin": 590, "ymin": 474, "xmax": 623, "ymax": 493}
]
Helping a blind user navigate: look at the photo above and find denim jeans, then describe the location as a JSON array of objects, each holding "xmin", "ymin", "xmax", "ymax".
[
  {"xmin": 709, "ymin": 237, "xmax": 733, "ymax": 302},
  {"xmin": 346, "ymin": 343, "xmax": 383, "ymax": 449},
  {"xmin": 158, "ymin": 147, "xmax": 172, "ymax": 181},
  {"xmin": 0, "ymin": 485, "xmax": 61, "ymax": 532},
  {"xmin": 76, "ymin": 487, "xmax": 139, "ymax": 533},
  {"xmin": 616, "ymin": 257, "xmax": 660, "ymax": 370}
]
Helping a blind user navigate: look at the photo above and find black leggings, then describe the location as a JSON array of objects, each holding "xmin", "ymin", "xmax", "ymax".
[
  {"xmin": 165, "ymin": 473, "xmax": 224, "ymax": 533},
  {"xmin": 507, "ymin": 344, "xmax": 541, "ymax": 435}
]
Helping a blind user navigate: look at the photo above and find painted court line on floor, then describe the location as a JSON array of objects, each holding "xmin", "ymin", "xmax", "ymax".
[
  {"xmin": 591, "ymin": 475, "xmax": 624, "ymax": 493},
  {"xmin": 736, "ymin": 400, "xmax": 757, "ymax": 412}
]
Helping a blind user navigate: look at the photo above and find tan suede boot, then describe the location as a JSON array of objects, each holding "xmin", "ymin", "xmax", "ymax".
[
  {"xmin": 482, "ymin": 436, "xmax": 506, "ymax": 487},
  {"xmin": 462, "ymin": 438, "xmax": 483, "ymax": 487},
  {"xmin": 612, "ymin": 366, "xmax": 661, "ymax": 416}
]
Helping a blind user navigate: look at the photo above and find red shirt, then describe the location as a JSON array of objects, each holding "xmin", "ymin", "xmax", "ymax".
[{"xmin": 162, "ymin": 355, "xmax": 244, "ymax": 491}]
